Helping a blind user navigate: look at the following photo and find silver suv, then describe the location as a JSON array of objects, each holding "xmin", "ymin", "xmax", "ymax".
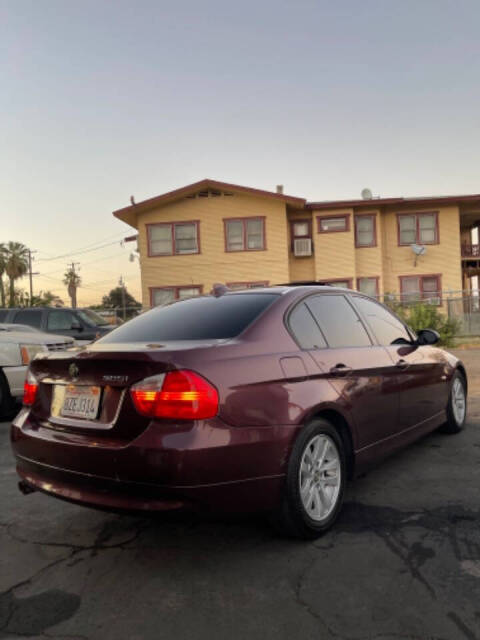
[{"xmin": 0, "ymin": 325, "xmax": 74, "ymax": 417}]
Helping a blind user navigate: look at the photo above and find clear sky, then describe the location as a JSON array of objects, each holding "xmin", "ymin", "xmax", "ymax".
[{"xmin": 2, "ymin": 0, "xmax": 479, "ymax": 305}]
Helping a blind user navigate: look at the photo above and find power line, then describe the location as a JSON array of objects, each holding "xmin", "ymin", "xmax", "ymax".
[
  {"xmin": 36, "ymin": 237, "xmax": 126, "ymax": 263},
  {"xmin": 35, "ymin": 232, "xmax": 127, "ymax": 262}
]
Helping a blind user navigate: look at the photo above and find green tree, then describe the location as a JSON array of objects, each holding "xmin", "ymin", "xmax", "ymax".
[
  {"xmin": 385, "ymin": 298, "xmax": 459, "ymax": 347},
  {"xmin": 63, "ymin": 267, "xmax": 81, "ymax": 308},
  {"xmin": 3, "ymin": 242, "xmax": 29, "ymax": 308},
  {"xmin": 102, "ymin": 286, "xmax": 141, "ymax": 319},
  {"xmin": 29, "ymin": 290, "xmax": 64, "ymax": 307}
]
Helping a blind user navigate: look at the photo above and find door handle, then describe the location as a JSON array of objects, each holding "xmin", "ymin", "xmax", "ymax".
[
  {"xmin": 396, "ymin": 359, "xmax": 409, "ymax": 370},
  {"xmin": 329, "ymin": 363, "xmax": 353, "ymax": 377}
]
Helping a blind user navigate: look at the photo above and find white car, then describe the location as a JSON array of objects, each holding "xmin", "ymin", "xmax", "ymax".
[{"xmin": 0, "ymin": 326, "xmax": 74, "ymax": 417}]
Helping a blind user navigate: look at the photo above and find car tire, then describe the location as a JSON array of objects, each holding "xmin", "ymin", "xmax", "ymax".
[
  {"xmin": 0, "ymin": 369, "xmax": 15, "ymax": 420},
  {"xmin": 439, "ymin": 371, "xmax": 467, "ymax": 434},
  {"xmin": 272, "ymin": 418, "xmax": 347, "ymax": 539}
]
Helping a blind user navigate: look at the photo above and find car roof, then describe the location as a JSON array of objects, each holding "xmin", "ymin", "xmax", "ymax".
[{"xmin": 223, "ymin": 284, "xmax": 355, "ymax": 296}]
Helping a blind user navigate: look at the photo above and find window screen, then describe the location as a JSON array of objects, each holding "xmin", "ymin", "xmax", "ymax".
[{"xmin": 149, "ymin": 225, "xmax": 172, "ymax": 255}]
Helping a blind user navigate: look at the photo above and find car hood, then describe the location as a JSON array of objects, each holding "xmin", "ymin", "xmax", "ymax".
[{"xmin": 0, "ymin": 331, "xmax": 74, "ymax": 345}]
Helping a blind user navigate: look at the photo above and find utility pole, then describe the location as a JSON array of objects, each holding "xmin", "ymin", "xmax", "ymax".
[
  {"xmin": 119, "ymin": 276, "xmax": 126, "ymax": 321},
  {"xmin": 27, "ymin": 249, "xmax": 39, "ymax": 306},
  {"xmin": 66, "ymin": 262, "xmax": 80, "ymax": 308}
]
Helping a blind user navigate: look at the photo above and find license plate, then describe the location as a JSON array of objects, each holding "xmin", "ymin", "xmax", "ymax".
[{"xmin": 58, "ymin": 385, "xmax": 101, "ymax": 420}]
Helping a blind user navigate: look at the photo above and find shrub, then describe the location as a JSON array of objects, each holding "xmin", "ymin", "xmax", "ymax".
[{"xmin": 385, "ymin": 299, "xmax": 459, "ymax": 347}]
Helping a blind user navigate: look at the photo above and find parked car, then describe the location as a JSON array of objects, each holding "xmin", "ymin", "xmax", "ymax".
[
  {"xmin": 1, "ymin": 328, "xmax": 74, "ymax": 418},
  {"xmin": 0, "ymin": 307, "xmax": 114, "ymax": 344},
  {"xmin": 11, "ymin": 285, "xmax": 467, "ymax": 538},
  {"xmin": 0, "ymin": 323, "xmax": 42, "ymax": 334}
]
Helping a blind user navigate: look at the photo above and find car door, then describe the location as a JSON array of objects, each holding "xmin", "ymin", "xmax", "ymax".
[
  {"xmin": 297, "ymin": 293, "xmax": 400, "ymax": 449},
  {"xmin": 351, "ymin": 295, "xmax": 449, "ymax": 431},
  {"xmin": 46, "ymin": 310, "xmax": 82, "ymax": 340}
]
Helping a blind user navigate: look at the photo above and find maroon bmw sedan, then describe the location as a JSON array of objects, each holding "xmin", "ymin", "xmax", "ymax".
[{"xmin": 11, "ymin": 285, "xmax": 467, "ymax": 538}]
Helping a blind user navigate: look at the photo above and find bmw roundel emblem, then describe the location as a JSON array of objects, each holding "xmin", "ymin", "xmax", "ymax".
[{"xmin": 69, "ymin": 363, "xmax": 79, "ymax": 378}]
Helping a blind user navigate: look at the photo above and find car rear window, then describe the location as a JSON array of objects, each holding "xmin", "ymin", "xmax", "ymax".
[{"xmin": 97, "ymin": 293, "xmax": 279, "ymax": 342}]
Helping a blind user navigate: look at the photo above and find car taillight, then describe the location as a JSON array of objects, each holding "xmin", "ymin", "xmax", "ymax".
[
  {"xmin": 130, "ymin": 370, "xmax": 218, "ymax": 420},
  {"xmin": 23, "ymin": 370, "xmax": 38, "ymax": 406}
]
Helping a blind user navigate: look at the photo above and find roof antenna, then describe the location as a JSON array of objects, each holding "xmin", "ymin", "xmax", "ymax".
[
  {"xmin": 211, "ymin": 283, "xmax": 229, "ymax": 297},
  {"xmin": 130, "ymin": 195, "xmax": 136, "ymax": 205}
]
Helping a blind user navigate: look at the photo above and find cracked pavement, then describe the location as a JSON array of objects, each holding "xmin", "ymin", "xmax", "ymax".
[{"xmin": 1, "ymin": 349, "xmax": 479, "ymax": 640}]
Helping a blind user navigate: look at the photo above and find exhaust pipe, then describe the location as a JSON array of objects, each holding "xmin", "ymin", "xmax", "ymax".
[{"xmin": 18, "ymin": 480, "xmax": 36, "ymax": 495}]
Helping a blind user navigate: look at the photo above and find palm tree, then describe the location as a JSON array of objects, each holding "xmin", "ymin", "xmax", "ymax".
[
  {"xmin": 0, "ymin": 244, "xmax": 6, "ymax": 307},
  {"xmin": 63, "ymin": 267, "xmax": 81, "ymax": 308},
  {"xmin": 4, "ymin": 242, "xmax": 29, "ymax": 308}
]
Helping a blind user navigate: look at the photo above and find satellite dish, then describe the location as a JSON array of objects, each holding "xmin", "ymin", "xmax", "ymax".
[
  {"xmin": 411, "ymin": 244, "xmax": 426, "ymax": 256},
  {"xmin": 361, "ymin": 188, "xmax": 373, "ymax": 200},
  {"xmin": 411, "ymin": 244, "xmax": 426, "ymax": 266}
]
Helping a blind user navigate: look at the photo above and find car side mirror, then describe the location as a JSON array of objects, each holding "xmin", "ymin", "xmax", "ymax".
[
  {"xmin": 71, "ymin": 321, "xmax": 83, "ymax": 331},
  {"xmin": 416, "ymin": 329, "xmax": 440, "ymax": 346}
]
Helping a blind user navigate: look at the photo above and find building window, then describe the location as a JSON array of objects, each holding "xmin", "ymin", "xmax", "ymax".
[
  {"xmin": 317, "ymin": 215, "xmax": 349, "ymax": 233},
  {"xmin": 398, "ymin": 212, "xmax": 438, "ymax": 246},
  {"xmin": 321, "ymin": 279, "xmax": 352, "ymax": 289},
  {"xmin": 399, "ymin": 275, "xmax": 441, "ymax": 305},
  {"xmin": 147, "ymin": 221, "xmax": 199, "ymax": 256},
  {"xmin": 357, "ymin": 277, "xmax": 379, "ymax": 298},
  {"xmin": 290, "ymin": 219, "xmax": 312, "ymax": 247},
  {"xmin": 150, "ymin": 286, "xmax": 202, "ymax": 307},
  {"xmin": 355, "ymin": 215, "xmax": 376, "ymax": 247},
  {"xmin": 226, "ymin": 281, "xmax": 269, "ymax": 290},
  {"xmin": 224, "ymin": 218, "xmax": 265, "ymax": 251}
]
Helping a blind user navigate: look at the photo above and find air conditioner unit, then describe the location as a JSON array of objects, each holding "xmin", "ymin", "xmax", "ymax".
[
  {"xmin": 425, "ymin": 296, "xmax": 441, "ymax": 306},
  {"xmin": 294, "ymin": 238, "xmax": 312, "ymax": 257}
]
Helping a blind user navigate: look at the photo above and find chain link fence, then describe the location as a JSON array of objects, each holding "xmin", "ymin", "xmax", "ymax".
[{"xmin": 91, "ymin": 290, "xmax": 480, "ymax": 337}]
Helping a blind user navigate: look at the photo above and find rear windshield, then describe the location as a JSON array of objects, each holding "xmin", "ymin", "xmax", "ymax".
[{"xmin": 97, "ymin": 293, "xmax": 279, "ymax": 342}]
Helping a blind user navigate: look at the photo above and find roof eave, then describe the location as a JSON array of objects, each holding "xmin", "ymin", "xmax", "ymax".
[{"xmin": 112, "ymin": 178, "xmax": 306, "ymax": 228}]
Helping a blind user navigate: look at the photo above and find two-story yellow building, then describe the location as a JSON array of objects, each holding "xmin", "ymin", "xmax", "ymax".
[{"xmin": 113, "ymin": 179, "xmax": 480, "ymax": 310}]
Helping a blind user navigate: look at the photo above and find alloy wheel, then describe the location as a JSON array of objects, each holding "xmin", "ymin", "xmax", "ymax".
[
  {"xmin": 298, "ymin": 434, "xmax": 341, "ymax": 522},
  {"xmin": 452, "ymin": 378, "xmax": 466, "ymax": 425}
]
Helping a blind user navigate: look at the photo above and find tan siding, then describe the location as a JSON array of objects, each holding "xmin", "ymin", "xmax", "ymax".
[
  {"xmin": 128, "ymin": 189, "xmax": 464, "ymax": 311},
  {"xmin": 137, "ymin": 193, "xmax": 289, "ymax": 306},
  {"xmin": 287, "ymin": 210, "xmax": 315, "ymax": 281},
  {"xmin": 354, "ymin": 210, "xmax": 384, "ymax": 293},
  {"xmin": 381, "ymin": 205, "xmax": 462, "ymax": 309},
  {"xmin": 313, "ymin": 209, "xmax": 356, "ymax": 283}
]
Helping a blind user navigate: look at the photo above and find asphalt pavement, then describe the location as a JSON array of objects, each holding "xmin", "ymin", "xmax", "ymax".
[{"xmin": 1, "ymin": 350, "xmax": 479, "ymax": 640}]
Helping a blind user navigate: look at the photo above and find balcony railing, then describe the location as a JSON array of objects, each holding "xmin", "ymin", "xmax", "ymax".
[{"xmin": 462, "ymin": 243, "xmax": 480, "ymax": 257}]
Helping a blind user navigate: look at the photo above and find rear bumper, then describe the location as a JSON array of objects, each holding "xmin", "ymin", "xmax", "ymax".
[{"xmin": 11, "ymin": 409, "xmax": 298, "ymax": 513}]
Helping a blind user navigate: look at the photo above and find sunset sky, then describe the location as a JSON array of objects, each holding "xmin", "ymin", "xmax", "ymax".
[{"xmin": 2, "ymin": 0, "xmax": 480, "ymax": 306}]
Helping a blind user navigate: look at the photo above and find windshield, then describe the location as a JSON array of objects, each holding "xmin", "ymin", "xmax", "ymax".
[
  {"xmin": 77, "ymin": 309, "xmax": 110, "ymax": 327},
  {"xmin": 97, "ymin": 293, "xmax": 279, "ymax": 343}
]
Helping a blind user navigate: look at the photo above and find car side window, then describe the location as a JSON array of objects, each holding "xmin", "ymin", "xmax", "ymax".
[
  {"xmin": 13, "ymin": 310, "xmax": 43, "ymax": 329},
  {"xmin": 305, "ymin": 295, "xmax": 371, "ymax": 348},
  {"xmin": 47, "ymin": 310, "xmax": 76, "ymax": 331},
  {"xmin": 352, "ymin": 296, "xmax": 412, "ymax": 345},
  {"xmin": 288, "ymin": 302, "xmax": 327, "ymax": 349},
  {"xmin": 0, "ymin": 310, "xmax": 8, "ymax": 321}
]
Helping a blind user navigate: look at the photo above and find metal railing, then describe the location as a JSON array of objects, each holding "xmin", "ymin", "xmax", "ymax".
[{"xmin": 461, "ymin": 243, "xmax": 480, "ymax": 257}]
